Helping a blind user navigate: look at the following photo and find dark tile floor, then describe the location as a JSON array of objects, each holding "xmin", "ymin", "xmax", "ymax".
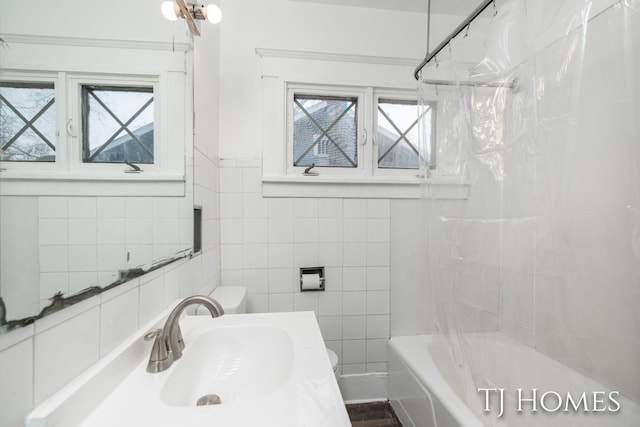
[{"xmin": 346, "ymin": 401, "xmax": 403, "ymax": 427}]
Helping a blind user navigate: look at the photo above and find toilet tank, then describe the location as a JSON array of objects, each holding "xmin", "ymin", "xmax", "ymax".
[{"xmin": 195, "ymin": 286, "xmax": 247, "ymax": 314}]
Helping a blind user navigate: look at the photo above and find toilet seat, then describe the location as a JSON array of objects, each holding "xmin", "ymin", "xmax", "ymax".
[{"xmin": 327, "ymin": 348, "xmax": 339, "ymax": 374}]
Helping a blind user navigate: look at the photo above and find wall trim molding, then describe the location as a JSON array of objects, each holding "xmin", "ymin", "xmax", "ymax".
[
  {"xmin": 0, "ymin": 33, "xmax": 192, "ymax": 52},
  {"xmin": 255, "ymin": 47, "xmax": 420, "ymax": 67}
]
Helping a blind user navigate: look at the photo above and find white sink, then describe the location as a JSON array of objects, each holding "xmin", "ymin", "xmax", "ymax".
[
  {"xmin": 160, "ymin": 325, "xmax": 294, "ymax": 406},
  {"xmin": 26, "ymin": 308, "xmax": 350, "ymax": 427}
]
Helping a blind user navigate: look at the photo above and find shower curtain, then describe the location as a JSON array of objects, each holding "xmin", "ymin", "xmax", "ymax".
[{"xmin": 417, "ymin": 0, "xmax": 639, "ymax": 425}]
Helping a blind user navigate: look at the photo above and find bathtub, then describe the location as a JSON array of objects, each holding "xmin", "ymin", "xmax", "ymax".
[{"xmin": 389, "ymin": 334, "xmax": 640, "ymax": 427}]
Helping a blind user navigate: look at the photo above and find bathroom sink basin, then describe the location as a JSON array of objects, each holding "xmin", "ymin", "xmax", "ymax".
[
  {"xmin": 160, "ymin": 326, "xmax": 294, "ymax": 406},
  {"xmin": 26, "ymin": 309, "xmax": 350, "ymax": 427}
]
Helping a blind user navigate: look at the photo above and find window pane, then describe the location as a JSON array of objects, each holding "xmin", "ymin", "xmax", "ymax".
[
  {"xmin": 293, "ymin": 95, "xmax": 357, "ymax": 168},
  {"xmin": 377, "ymin": 99, "xmax": 430, "ymax": 170},
  {"xmin": 0, "ymin": 82, "xmax": 56, "ymax": 162},
  {"xmin": 83, "ymin": 86, "xmax": 154, "ymax": 164}
]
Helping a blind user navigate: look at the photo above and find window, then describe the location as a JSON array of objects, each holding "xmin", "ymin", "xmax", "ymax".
[
  {"xmin": 82, "ymin": 85, "xmax": 154, "ymax": 164},
  {"xmin": 293, "ymin": 95, "xmax": 358, "ymax": 168},
  {"xmin": 0, "ymin": 82, "xmax": 56, "ymax": 162},
  {"xmin": 287, "ymin": 84, "xmax": 434, "ymax": 177}
]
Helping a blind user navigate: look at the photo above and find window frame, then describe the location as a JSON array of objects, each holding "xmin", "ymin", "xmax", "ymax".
[
  {"xmin": 287, "ymin": 84, "xmax": 370, "ymax": 177},
  {"xmin": 0, "ymin": 71, "xmax": 62, "ymax": 172},
  {"xmin": 373, "ymin": 89, "xmax": 429, "ymax": 178},
  {"xmin": 68, "ymin": 75, "xmax": 163, "ymax": 175}
]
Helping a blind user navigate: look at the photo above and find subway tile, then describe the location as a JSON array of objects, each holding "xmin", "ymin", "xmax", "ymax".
[
  {"xmin": 366, "ymin": 199, "xmax": 390, "ymax": 218},
  {"xmin": 97, "ymin": 197, "xmax": 125, "ymax": 218},
  {"xmin": 318, "ymin": 316, "xmax": 343, "ymax": 341},
  {"xmin": 269, "ymin": 243, "xmax": 294, "ymax": 268},
  {"xmin": 221, "ymin": 245, "xmax": 243, "ymax": 269},
  {"xmin": 242, "ymin": 193, "xmax": 268, "ymax": 218},
  {"xmin": 124, "ymin": 219, "xmax": 153, "ymax": 245},
  {"xmin": 152, "ymin": 198, "xmax": 180, "ymax": 219},
  {"xmin": 97, "ymin": 245, "xmax": 126, "ymax": 272},
  {"xmin": 342, "ymin": 363, "xmax": 366, "ymax": 375},
  {"xmin": 343, "ymin": 243, "xmax": 366, "ymax": 267},
  {"xmin": 294, "ymin": 218, "xmax": 319, "ymax": 242},
  {"xmin": 318, "ymin": 292, "xmax": 342, "ymax": 316},
  {"xmin": 139, "ymin": 275, "xmax": 164, "ymax": 326},
  {"xmin": 40, "ymin": 272, "xmax": 69, "ymax": 300},
  {"xmin": 221, "ymin": 269, "xmax": 243, "ymax": 287},
  {"xmin": 34, "ymin": 306, "xmax": 100, "ymax": 404},
  {"xmin": 125, "ymin": 245, "xmax": 153, "ymax": 269},
  {"xmin": 246, "ymin": 293, "xmax": 268, "ymax": 313},
  {"xmin": 343, "ymin": 316, "xmax": 366, "ymax": 340},
  {"xmin": 343, "ymin": 199, "xmax": 366, "ymax": 218},
  {"xmin": 0, "ymin": 339, "xmax": 33, "ymax": 427},
  {"xmin": 318, "ymin": 198, "xmax": 343, "ymax": 218},
  {"xmin": 241, "ymin": 167, "xmax": 262, "ymax": 193},
  {"xmin": 99, "ymin": 287, "xmax": 139, "ymax": 357},
  {"xmin": 343, "ymin": 292, "xmax": 366, "ymax": 316},
  {"xmin": 39, "ymin": 219, "xmax": 68, "ymax": 245},
  {"xmin": 293, "ymin": 243, "xmax": 319, "ymax": 267},
  {"xmin": 366, "ymin": 363, "xmax": 387, "ymax": 373},
  {"xmin": 268, "ymin": 218, "xmax": 294, "ymax": 243},
  {"xmin": 268, "ymin": 293, "xmax": 294, "ymax": 313},
  {"xmin": 125, "ymin": 198, "xmax": 153, "ymax": 218},
  {"xmin": 243, "ymin": 218, "xmax": 269, "ymax": 243},
  {"xmin": 343, "ymin": 218, "xmax": 367, "ymax": 242},
  {"xmin": 268, "ymin": 198, "xmax": 294, "ymax": 218},
  {"xmin": 68, "ymin": 197, "xmax": 97, "ymax": 218},
  {"xmin": 367, "ymin": 218, "xmax": 390, "ymax": 242},
  {"xmin": 69, "ymin": 272, "xmax": 98, "ymax": 294},
  {"xmin": 294, "ymin": 292, "xmax": 319, "ymax": 315},
  {"xmin": 318, "ymin": 218, "xmax": 343, "ymax": 242},
  {"xmin": 152, "ymin": 218, "xmax": 180, "ymax": 245},
  {"xmin": 219, "ymin": 193, "xmax": 243, "ymax": 218},
  {"xmin": 219, "ymin": 167, "xmax": 243, "ymax": 193},
  {"xmin": 342, "ymin": 339, "xmax": 366, "ymax": 365},
  {"xmin": 366, "ymin": 267, "xmax": 390, "ymax": 291},
  {"xmin": 39, "ymin": 245, "xmax": 69, "ymax": 272},
  {"xmin": 38, "ymin": 197, "xmax": 67, "ymax": 218},
  {"xmin": 243, "ymin": 269, "xmax": 269, "ymax": 293},
  {"xmin": 366, "ymin": 339, "xmax": 388, "ymax": 363},
  {"xmin": 323, "ymin": 267, "xmax": 343, "ymax": 292},
  {"xmin": 366, "ymin": 315, "xmax": 390, "ymax": 339},
  {"xmin": 367, "ymin": 291, "xmax": 390, "ymax": 315},
  {"xmin": 343, "ymin": 267, "xmax": 366, "ymax": 291},
  {"xmin": 293, "ymin": 199, "xmax": 318, "ymax": 218},
  {"xmin": 268, "ymin": 268, "xmax": 296, "ymax": 293},
  {"xmin": 243, "ymin": 244, "xmax": 269, "ymax": 269},
  {"xmin": 69, "ymin": 218, "xmax": 97, "ymax": 245},
  {"xmin": 220, "ymin": 219, "xmax": 243, "ymax": 244},
  {"xmin": 318, "ymin": 242, "xmax": 343, "ymax": 267},
  {"xmin": 97, "ymin": 218, "xmax": 125, "ymax": 245},
  {"xmin": 366, "ymin": 242, "xmax": 390, "ymax": 266}
]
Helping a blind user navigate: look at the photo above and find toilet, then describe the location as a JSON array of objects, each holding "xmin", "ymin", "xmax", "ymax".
[{"xmin": 195, "ymin": 286, "xmax": 339, "ymax": 377}]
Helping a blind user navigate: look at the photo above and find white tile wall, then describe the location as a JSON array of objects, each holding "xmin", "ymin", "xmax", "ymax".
[
  {"xmin": 0, "ymin": 254, "xmax": 220, "ymax": 426},
  {"xmin": 219, "ymin": 162, "xmax": 391, "ymax": 373}
]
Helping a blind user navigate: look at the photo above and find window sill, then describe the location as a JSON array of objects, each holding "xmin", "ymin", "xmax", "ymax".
[
  {"xmin": 0, "ymin": 170, "xmax": 185, "ymax": 197},
  {"xmin": 262, "ymin": 175, "xmax": 469, "ymax": 199}
]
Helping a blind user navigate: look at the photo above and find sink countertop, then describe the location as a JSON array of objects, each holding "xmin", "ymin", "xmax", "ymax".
[{"xmin": 27, "ymin": 310, "xmax": 350, "ymax": 427}]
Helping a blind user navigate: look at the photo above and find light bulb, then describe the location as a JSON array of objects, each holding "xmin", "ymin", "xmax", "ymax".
[
  {"xmin": 161, "ymin": 1, "xmax": 179, "ymax": 21},
  {"xmin": 205, "ymin": 4, "xmax": 222, "ymax": 24}
]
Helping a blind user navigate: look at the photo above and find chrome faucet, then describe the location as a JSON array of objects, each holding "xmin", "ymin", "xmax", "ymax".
[{"xmin": 145, "ymin": 295, "xmax": 224, "ymax": 373}]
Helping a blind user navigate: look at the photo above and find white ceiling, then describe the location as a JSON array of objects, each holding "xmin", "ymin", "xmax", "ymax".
[{"xmin": 285, "ymin": 0, "xmax": 482, "ymax": 16}]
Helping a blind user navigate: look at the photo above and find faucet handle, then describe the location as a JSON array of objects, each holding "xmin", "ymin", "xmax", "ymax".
[
  {"xmin": 145, "ymin": 329, "xmax": 172, "ymax": 373},
  {"xmin": 144, "ymin": 328, "xmax": 162, "ymax": 341}
]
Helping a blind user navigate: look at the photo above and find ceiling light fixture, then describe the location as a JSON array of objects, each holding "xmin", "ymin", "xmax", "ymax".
[{"xmin": 161, "ymin": 0, "xmax": 222, "ymax": 36}]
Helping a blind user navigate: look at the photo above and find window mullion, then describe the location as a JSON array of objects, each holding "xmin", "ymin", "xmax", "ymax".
[{"xmin": 363, "ymin": 87, "xmax": 374, "ymax": 176}]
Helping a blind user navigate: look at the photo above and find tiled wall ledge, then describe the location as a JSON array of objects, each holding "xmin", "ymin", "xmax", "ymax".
[{"xmin": 0, "ymin": 255, "xmax": 214, "ymax": 427}]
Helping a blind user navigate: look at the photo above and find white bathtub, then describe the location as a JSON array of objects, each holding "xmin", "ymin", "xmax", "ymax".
[{"xmin": 389, "ymin": 334, "xmax": 640, "ymax": 427}]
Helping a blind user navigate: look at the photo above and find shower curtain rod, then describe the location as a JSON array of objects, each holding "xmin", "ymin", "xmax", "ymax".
[
  {"xmin": 422, "ymin": 78, "xmax": 515, "ymax": 89},
  {"xmin": 414, "ymin": 0, "xmax": 495, "ymax": 80}
]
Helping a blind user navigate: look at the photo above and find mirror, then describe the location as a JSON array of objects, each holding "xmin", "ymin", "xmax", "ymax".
[{"xmin": 0, "ymin": 0, "xmax": 195, "ymax": 333}]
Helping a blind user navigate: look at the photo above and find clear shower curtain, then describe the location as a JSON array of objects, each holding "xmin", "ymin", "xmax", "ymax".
[{"xmin": 417, "ymin": 0, "xmax": 639, "ymax": 425}]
